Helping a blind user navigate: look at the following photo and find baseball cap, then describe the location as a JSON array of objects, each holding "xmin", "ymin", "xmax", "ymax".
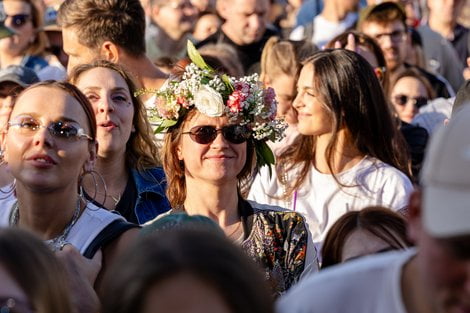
[
  {"xmin": 0, "ymin": 65, "xmax": 40, "ymax": 87},
  {"xmin": 0, "ymin": 22, "xmax": 14, "ymax": 39},
  {"xmin": 357, "ymin": 2, "xmax": 406, "ymax": 31},
  {"xmin": 420, "ymin": 106, "xmax": 470, "ymax": 237}
]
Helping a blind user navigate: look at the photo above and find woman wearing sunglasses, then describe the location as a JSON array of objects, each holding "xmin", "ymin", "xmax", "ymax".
[
  {"xmin": 0, "ymin": 81, "xmax": 138, "ymax": 293},
  {"xmin": 68, "ymin": 60, "xmax": 171, "ymax": 224},
  {"xmin": 144, "ymin": 43, "xmax": 316, "ymax": 295},
  {"xmin": 0, "ymin": 0, "xmax": 64, "ymax": 79},
  {"xmin": 390, "ymin": 67, "xmax": 436, "ymax": 124},
  {"xmin": 249, "ymin": 49, "xmax": 413, "ymax": 257}
]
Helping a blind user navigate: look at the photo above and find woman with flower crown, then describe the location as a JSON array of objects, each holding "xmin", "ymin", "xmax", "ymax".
[
  {"xmin": 249, "ymin": 49, "xmax": 414, "ymax": 256},
  {"xmin": 144, "ymin": 42, "xmax": 317, "ymax": 295}
]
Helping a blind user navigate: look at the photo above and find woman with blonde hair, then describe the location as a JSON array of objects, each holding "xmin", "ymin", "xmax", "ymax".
[
  {"xmin": 69, "ymin": 60, "xmax": 170, "ymax": 224},
  {"xmin": 260, "ymin": 36, "xmax": 316, "ymax": 155}
]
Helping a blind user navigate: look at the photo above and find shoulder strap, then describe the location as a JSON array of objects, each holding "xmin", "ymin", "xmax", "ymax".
[{"xmin": 83, "ymin": 219, "xmax": 139, "ymax": 259}]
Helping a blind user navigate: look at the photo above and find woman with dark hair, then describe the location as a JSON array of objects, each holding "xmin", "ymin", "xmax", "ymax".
[
  {"xmin": 0, "ymin": 0, "xmax": 65, "ymax": 79},
  {"xmin": 0, "ymin": 228, "xmax": 72, "ymax": 313},
  {"xmin": 321, "ymin": 206, "xmax": 412, "ymax": 268},
  {"xmin": 249, "ymin": 49, "xmax": 413, "ymax": 253},
  {"xmin": 69, "ymin": 60, "xmax": 171, "ymax": 224},
  {"xmin": 0, "ymin": 81, "xmax": 138, "ymax": 288},
  {"xmin": 145, "ymin": 43, "xmax": 316, "ymax": 294},
  {"xmin": 102, "ymin": 228, "xmax": 275, "ymax": 313}
]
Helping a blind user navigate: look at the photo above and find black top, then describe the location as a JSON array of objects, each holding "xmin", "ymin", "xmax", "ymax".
[
  {"xmin": 451, "ymin": 24, "xmax": 470, "ymax": 67},
  {"xmin": 114, "ymin": 175, "xmax": 138, "ymax": 224},
  {"xmin": 196, "ymin": 26, "xmax": 279, "ymax": 74}
]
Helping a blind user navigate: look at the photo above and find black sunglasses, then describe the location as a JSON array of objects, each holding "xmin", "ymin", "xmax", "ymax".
[
  {"xmin": 393, "ymin": 94, "xmax": 428, "ymax": 109},
  {"xmin": 2, "ymin": 14, "xmax": 31, "ymax": 28},
  {"xmin": 182, "ymin": 125, "xmax": 251, "ymax": 145}
]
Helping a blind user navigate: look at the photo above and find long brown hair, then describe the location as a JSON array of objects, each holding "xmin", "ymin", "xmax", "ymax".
[
  {"xmin": 68, "ymin": 60, "xmax": 161, "ymax": 171},
  {"xmin": 277, "ymin": 49, "xmax": 410, "ymax": 198}
]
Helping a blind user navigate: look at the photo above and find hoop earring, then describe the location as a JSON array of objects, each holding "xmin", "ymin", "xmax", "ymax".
[
  {"xmin": 78, "ymin": 170, "xmax": 107, "ymax": 210},
  {"xmin": 0, "ymin": 178, "xmax": 15, "ymax": 199}
]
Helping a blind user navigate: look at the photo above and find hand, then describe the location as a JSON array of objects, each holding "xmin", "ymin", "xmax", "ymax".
[
  {"xmin": 334, "ymin": 33, "xmax": 359, "ymax": 54},
  {"xmin": 463, "ymin": 57, "xmax": 470, "ymax": 80},
  {"xmin": 56, "ymin": 244, "xmax": 102, "ymax": 313}
]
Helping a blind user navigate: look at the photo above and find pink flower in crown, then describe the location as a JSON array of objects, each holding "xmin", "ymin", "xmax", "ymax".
[
  {"xmin": 227, "ymin": 90, "xmax": 246, "ymax": 113},
  {"xmin": 264, "ymin": 87, "xmax": 277, "ymax": 120},
  {"xmin": 155, "ymin": 96, "xmax": 179, "ymax": 120},
  {"xmin": 234, "ymin": 81, "xmax": 250, "ymax": 94},
  {"xmin": 176, "ymin": 95, "xmax": 190, "ymax": 109}
]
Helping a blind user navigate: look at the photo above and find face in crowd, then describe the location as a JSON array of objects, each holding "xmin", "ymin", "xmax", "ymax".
[{"xmin": 218, "ymin": 0, "xmax": 269, "ymax": 46}]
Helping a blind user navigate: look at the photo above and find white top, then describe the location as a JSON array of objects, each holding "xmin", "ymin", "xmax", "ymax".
[
  {"xmin": 0, "ymin": 192, "xmax": 124, "ymax": 255},
  {"xmin": 290, "ymin": 13, "xmax": 358, "ymax": 48},
  {"xmin": 277, "ymin": 249, "xmax": 416, "ymax": 313},
  {"xmin": 248, "ymin": 156, "xmax": 413, "ymax": 247}
]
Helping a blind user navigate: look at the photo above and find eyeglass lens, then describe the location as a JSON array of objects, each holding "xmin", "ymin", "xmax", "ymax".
[
  {"xmin": 9, "ymin": 117, "xmax": 90, "ymax": 140},
  {"xmin": 394, "ymin": 94, "xmax": 428, "ymax": 108},
  {"xmin": 185, "ymin": 125, "xmax": 251, "ymax": 144}
]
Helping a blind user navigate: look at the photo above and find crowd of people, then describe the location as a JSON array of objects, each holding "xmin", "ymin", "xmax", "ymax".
[{"xmin": 0, "ymin": 0, "xmax": 469, "ymax": 312}]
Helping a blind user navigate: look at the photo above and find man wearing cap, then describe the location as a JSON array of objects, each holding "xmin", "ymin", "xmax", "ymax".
[{"xmin": 277, "ymin": 107, "xmax": 470, "ymax": 313}]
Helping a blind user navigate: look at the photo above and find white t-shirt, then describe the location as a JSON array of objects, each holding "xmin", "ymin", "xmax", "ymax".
[
  {"xmin": 277, "ymin": 249, "xmax": 415, "ymax": 313},
  {"xmin": 290, "ymin": 13, "xmax": 358, "ymax": 48},
  {"xmin": 248, "ymin": 156, "xmax": 413, "ymax": 246},
  {"xmin": 0, "ymin": 192, "xmax": 124, "ymax": 255}
]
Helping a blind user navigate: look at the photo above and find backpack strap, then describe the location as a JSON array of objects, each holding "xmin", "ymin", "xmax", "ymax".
[{"xmin": 83, "ymin": 219, "xmax": 139, "ymax": 259}]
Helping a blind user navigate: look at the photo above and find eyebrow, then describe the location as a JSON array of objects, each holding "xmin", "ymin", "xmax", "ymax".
[
  {"xmin": 82, "ymin": 86, "xmax": 130, "ymax": 94},
  {"xmin": 12, "ymin": 114, "xmax": 81, "ymax": 124}
]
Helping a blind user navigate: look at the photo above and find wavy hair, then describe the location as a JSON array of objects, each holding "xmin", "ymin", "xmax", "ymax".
[
  {"xmin": 68, "ymin": 60, "xmax": 161, "ymax": 171},
  {"xmin": 277, "ymin": 49, "xmax": 411, "ymax": 198}
]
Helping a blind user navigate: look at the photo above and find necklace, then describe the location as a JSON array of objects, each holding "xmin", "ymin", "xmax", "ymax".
[
  {"xmin": 95, "ymin": 190, "xmax": 122, "ymax": 207},
  {"xmin": 9, "ymin": 198, "xmax": 82, "ymax": 251}
]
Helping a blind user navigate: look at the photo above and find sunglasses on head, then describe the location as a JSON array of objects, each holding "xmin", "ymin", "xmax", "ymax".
[
  {"xmin": 2, "ymin": 14, "xmax": 31, "ymax": 28},
  {"xmin": 8, "ymin": 116, "xmax": 93, "ymax": 141},
  {"xmin": 393, "ymin": 94, "xmax": 428, "ymax": 109},
  {"xmin": 182, "ymin": 125, "xmax": 251, "ymax": 145}
]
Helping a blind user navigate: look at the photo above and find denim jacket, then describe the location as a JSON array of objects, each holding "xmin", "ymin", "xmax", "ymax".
[{"xmin": 132, "ymin": 167, "xmax": 171, "ymax": 224}]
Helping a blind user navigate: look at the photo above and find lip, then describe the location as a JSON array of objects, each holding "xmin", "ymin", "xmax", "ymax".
[
  {"xmin": 99, "ymin": 120, "xmax": 118, "ymax": 132},
  {"xmin": 26, "ymin": 153, "xmax": 57, "ymax": 168},
  {"xmin": 205, "ymin": 155, "xmax": 235, "ymax": 160}
]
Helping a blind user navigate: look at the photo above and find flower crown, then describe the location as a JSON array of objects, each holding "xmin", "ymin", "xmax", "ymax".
[{"xmin": 148, "ymin": 41, "xmax": 286, "ymax": 168}]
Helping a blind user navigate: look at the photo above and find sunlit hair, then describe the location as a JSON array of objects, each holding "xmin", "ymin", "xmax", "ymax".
[
  {"xmin": 68, "ymin": 60, "xmax": 161, "ymax": 170},
  {"xmin": 57, "ymin": 0, "xmax": 146, "ymax": 57},
  {"xmin": 321, "ymin": 206, "xmax": 412, "ymax": 268},
  {"xmin": 326, "ymin": 31, "xmax": 390, "ymax": 96},
  {"xmin": 0, "ymin": 228, "xmax": 73, "ymax": 313},
  {"xmin": 5, "ymin": 0, "xmax": 48, "ymax": 56},
  {"xmin": 162, "ymin": 110, "xmax": 255, "ymax": 208},
  {"xmin": 390, "ymin": 67, "xmax": 437, "ymax": 101},
  {"xmin": 260, "ymin": 36, "xmax": 317, "ymax": 83},
  {"xmin": 277, "ymin": 49, "xmax": 411, "ymax": 198},
  {"xmin": 101, "ymin": 228, "xmax": 274, "ymax": 313},
  {"xmin": 11, "ymin": 80, "xmax": 97, "ymax": 140}
]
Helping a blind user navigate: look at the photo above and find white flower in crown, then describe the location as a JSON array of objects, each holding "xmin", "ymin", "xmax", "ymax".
[{"xmin": 194, "ymin": 85, "xmax": 224, "ymax": 117}]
